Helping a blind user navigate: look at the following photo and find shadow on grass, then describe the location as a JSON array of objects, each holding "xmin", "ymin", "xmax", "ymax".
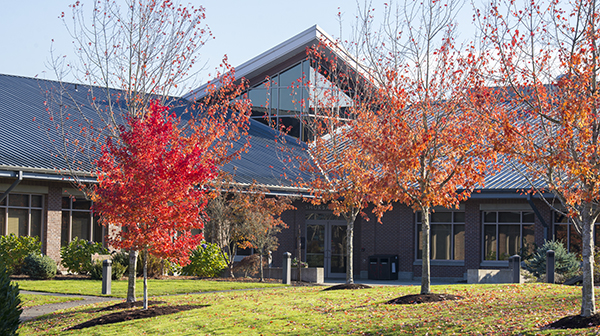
[{"xmin": 65, "ymin": 303, "xmax": 210, "ymax": 330}]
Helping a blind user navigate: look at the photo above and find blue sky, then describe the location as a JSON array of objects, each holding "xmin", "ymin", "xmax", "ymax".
[{"xmin": 0, "ymin": 0, "xmax": 476, "ymax": 90}]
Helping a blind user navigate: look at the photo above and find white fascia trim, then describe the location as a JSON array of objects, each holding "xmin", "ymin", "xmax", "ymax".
[{"xmin": 183, "ymin": 25, "xmax": 325, "ymax": 101}]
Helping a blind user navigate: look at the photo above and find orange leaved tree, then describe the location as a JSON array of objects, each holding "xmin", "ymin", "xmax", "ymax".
[
  {"xmin": 92, "ymin": 101, "xmax": 216, "ymax": 309},
  {"xmin": 297, "ymin": 43, "xmax": 376, "ymax": 284},
  {"xmin": 478, "ymin": 0, "xmax": 600, "ymax": 317},
  {"xmin": 350, "ymin": 0, "xmax": 494, "ymax": 294}
]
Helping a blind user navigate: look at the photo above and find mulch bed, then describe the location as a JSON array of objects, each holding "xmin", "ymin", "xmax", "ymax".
[
  {"xmin": 66, "ymin": 301, "xmax": 207, "ymax": 330},
  {"xmin": 543, "ymin": 314, "xmax": 600, "ymax": 330},
  {"xmin": 322, "ymin": 284, "xmax": 372, "ymax": 291},
  {"xmin": 385, "ymin": 293, "xmax": 461, "ymax": 305}
]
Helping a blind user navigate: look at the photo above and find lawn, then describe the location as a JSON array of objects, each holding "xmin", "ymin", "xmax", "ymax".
[
  {"xmin": 13, "ymin": 279, "xmax": 284, "ymax": 298},
  {"xmin": 20, "ymin": 294, "xmax": 84, "ymax": 308},
  {"xmin": 18, "ymin": 283, "xmax": 598, "ymax": 335}
]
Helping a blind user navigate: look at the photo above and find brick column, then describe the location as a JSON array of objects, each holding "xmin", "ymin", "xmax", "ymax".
[
  {"xmin": 464, "ymin": 200, "xmax": 481, "ymax": 271},
  {"xmin": 44, "ymin": 186, "xmax": 62, "ymax": 262}
]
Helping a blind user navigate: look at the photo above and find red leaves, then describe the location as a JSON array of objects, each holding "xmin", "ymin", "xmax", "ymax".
[{"xmin": 92, "ymin": 100, "xmax": 217, "ymax": 265}]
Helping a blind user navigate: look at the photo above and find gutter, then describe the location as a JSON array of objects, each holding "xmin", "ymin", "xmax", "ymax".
[
  {"xmin": 0, "ymin": 170, "xmax": 97, "ymax": 184},
  {"xmin": 0, "ymin": 171, "xmax": 22, "ymax": 203}
]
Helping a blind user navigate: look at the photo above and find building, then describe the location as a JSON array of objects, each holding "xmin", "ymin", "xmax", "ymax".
[{"xmin": 0, "ymin": 25, "xmax": 585, "ymax": 281}]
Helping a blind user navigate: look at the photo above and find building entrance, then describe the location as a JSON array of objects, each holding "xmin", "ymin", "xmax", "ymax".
[{"xmin": 305, "ymin": 217, "xmax": 347, "ymax": 278}]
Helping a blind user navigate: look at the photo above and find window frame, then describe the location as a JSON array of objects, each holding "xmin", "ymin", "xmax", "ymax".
[
  {"xmin": 415, "ymin": 210, "xmax": 465, "ymax": 261},
  {"xmin": 61, "ymin": 197, "xmax": 104, "ymax": 246},
  {"xmin": 482, "ymin": 210, "xmax": 535, "ymax": 261},
  {"xmin": 0, "ymin": 193, "xmax": 44, "ymax": 238}
]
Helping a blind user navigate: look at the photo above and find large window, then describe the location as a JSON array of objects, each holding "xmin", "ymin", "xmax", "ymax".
[
  {"xmin": 247, "ymin": 59, "xmax": 353, "ymax": 142},
  {"xmin": 61, "ymin": 197, "xmax": 103, "ymax": 246},
  {"xmin": 416, "ymin": 211, "xmax": 465, "ymax": 260},
  {"xmin": 483, "ymin": 211, "xmax": 535, "ymax": 260},
  {"xmin": 0, "ymin": 194, "xmax": 43, "ymax": 238}
]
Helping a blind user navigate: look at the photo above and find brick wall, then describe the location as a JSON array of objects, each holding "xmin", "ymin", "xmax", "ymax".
[
  {"xmin": 266, "ymin": 196, "xmax": 558, "ymax": 279},
  {"xmin": 44, "ymin": 186, "xmax": 62, "ymax": 262}
]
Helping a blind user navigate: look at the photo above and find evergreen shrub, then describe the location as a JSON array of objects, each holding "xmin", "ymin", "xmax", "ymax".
[
  {"xmin": 525, "ymin": 240, "xmax": 579, "ymax": 279},
  {"xmin": 0, "ymin": 264, "xmax": 22, "ymax": 336},
  {"xmin": 22, "ymin": 253, "xmax": 57, "ymax": 280}
]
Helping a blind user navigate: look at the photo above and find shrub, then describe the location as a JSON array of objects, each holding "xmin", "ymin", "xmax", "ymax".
[
  {"xmin": 525, "ymin": 240, "xmax": 579, "ymax": 279},
  {"xmin": 89, "ymin": 260, "xmax": 128, "ymax": 280},
  {"xmin": 182, "ymin": 242, "xmax": 227, "ymax": 277},
  {"xmin": 111, "ymin": 251, "xmax": 130, "ymax": 269},
  {"xmin": 233, "ymin": 254, "xmax": 262, "ymax": 278},
  {"xmin": 109, "ymin": 251, "xmax": 173, "ymax": 278},
  {"xmin": 0, "ymin": 264, "xmax": 22, "ymax": 336},
  {"xmin": 22, "ymin": 253, "xmax": 57, "ymax": 280},
  {"xmin": 292, "ymin": 258, "xmax": 308, "ymax": 268},
  {"xmin": 0, "ymin": 234, "xmax": 41, "ymax": 275},
  {"xmin": 136, "ymin": 253, "xmax": 171, "ymax": 278},
  {"xmin": 60, "ymin": 238, "xmax": 108, "ymax": 275}
]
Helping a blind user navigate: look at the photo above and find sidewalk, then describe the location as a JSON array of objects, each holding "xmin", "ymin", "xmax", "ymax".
[
  {"xmin": 321, "ymin": 278, "xmax": 461, "ymax": 286},
  {"xmin": 20, "ymin": 291, "xmax": 119, "ymax": 322}
]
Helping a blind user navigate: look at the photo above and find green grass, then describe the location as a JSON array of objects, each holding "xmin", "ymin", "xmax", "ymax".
[
  {"xmin": 13, "ymin": 279, "xmax": 284, "ymax": 298},
  {"xmin": 17, "ymin": 283, "xmax": 600, "ymax": 335},
  {"xmin": 20, "ymin": 294, "xmax": 84, "ymax": 308}
]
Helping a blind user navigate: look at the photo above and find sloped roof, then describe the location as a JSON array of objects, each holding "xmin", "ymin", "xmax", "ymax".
[
  {"xmin": 184, "ymin": 25, "xmax": 371, "ymax": 102},
  {"xmin": 0, "ymin": 73, "xmax": 310, "ymax": 192}
]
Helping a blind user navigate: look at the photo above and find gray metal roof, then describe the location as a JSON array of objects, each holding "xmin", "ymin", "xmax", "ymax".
[
  {"xmin": 0, "ymin": 73, "xmax": 311, "ymax": 192},
  {"xmin": 0, "ymin": 73, "xmax": 544, "ymax": 195}
]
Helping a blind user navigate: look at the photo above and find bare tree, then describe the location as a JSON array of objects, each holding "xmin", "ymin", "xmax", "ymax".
[{"xmin": 203, "ymin": 173, "xmax": 248, "ymax": 278}]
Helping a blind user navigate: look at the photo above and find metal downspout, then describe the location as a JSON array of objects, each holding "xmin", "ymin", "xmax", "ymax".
[
  {"xmin": 0, "ymin": 171, "xmax": 23, "ymax": 203},
  {"xmin": 527, "ymin": 193, "xmax": 549, "ymax": 241}
]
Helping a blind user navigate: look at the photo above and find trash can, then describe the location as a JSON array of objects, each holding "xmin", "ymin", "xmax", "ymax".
[{"xmin": 368, "ymin": 255, "xmax": 399, "ymax": 280}]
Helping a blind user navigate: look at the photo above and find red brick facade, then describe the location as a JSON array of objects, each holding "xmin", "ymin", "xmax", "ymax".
[
  {"xmin": 276, "ymin": 196, "xmax": 556, "ymax": 280},
  {"xmin": 0, "ymin": 177, "xmax": 564, "ymax": 280}
]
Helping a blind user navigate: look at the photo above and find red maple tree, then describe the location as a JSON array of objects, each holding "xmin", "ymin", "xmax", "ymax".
[{"xmin": 92, "ymin": 100, "xmax": 217, "ymax": 309}]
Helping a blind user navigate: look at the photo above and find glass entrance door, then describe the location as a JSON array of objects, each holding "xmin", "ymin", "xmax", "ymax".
[{"xmin": 306, "ymin": 220, "xmax": 347, "ymax": 278}]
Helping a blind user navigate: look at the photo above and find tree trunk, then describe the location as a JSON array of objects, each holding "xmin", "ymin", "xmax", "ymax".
[
  {"xmin": 224, "ymin": 245, "xmax": 235, "ymax": 278},
  {"xmin": 421, "ymin": 207, "xmax": 431, "ymax": 295},
  {"xmin": 143, "ymin": 249, "xmax": 148, "ymax": 310},
  {"xmin": 346, "ymin": 214, "xmax": 355, "ymax": 284},
  {"xmin": 127, "ymin": 249, "xmax": 138, "ymax": 303},
  {"xmin": 297, "ymin": 225, "xmax": 302, "ymax": 284},
  {"xmin": 259, "ymin": 253, "xmax": 264, "ymax": 282},
  {"xmin": 581, "ymin": 208, "xmax": 596, "ymax": 317}
]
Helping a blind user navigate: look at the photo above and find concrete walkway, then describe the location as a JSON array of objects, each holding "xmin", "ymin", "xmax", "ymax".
[{"xmin": 20, "ymin": 291, "xmax": 119, "ymax": 322}]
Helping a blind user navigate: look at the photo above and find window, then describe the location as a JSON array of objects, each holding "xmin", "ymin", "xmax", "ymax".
[
  {"xmin": 553, "ymin": 212, "xmax": 600, "ymax": 255},
  {"xmin": 416, "ymin": 211, "xmax": 465, "ymax": 260},
  {"xmin": 61, "ymin": 197, "xmax": 103, "ymax": 246},
  {"xmin": 0, "ymin": 194, "xmax": 43, "ymax": 238},
  {"xmin": 483, "ymin": 211, "xmax": 535, "ymax": 260},
  {"xmin": 246, "ymin": 59, "xmax": 353, "ymax": 142}
]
